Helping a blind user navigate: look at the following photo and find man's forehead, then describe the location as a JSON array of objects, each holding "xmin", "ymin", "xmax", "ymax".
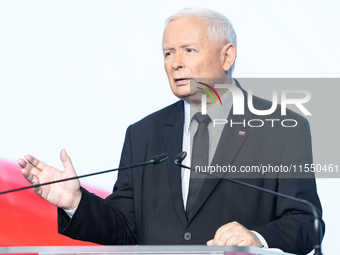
[
  {"xmin": 164, "ymin": 17, "xmax": 208, "ymax": 34},
  {"xmin": 162, "ymin": 17, "xmax": 208, "ymax": 46}
]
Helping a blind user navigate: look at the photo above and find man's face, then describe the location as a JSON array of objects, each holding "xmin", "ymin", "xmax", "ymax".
[{"xmin": 162, "ymin": 17, "xmax": 229, "ymax": 102}]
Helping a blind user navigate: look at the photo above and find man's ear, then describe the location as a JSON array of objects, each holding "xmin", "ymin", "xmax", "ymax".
[{"xmin": 221, "ymin": 43, "xmax": 237, "ymax": 72}]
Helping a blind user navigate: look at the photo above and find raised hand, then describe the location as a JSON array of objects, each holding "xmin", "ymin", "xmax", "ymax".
[{"xmin": 17, "ymin": 149, "xmax": 82, "ymax": 210}]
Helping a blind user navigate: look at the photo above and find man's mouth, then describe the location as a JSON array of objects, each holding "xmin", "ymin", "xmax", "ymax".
[{"xmin": 174, "ymin": 78, "xmax": 191, "ymax": 85}]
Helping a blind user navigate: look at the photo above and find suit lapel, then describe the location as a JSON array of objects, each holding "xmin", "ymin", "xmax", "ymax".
[
  {"xmin": 187, "ymin": 81, "xmax": 253, "ymax": 223},
  {"xmin": 162, "ymin": 100, "xmax": 187, "ymax": 227}
]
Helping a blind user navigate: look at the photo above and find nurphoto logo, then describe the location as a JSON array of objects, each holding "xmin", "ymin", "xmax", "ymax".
[{"xmin": 191, "ymin": 78, "xmax": 312, "ymax": 128}]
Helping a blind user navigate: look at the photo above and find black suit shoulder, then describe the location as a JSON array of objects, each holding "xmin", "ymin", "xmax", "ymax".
[{"xmin": 131, "ymin": 100, "xmax": 183, "ymax": 128}]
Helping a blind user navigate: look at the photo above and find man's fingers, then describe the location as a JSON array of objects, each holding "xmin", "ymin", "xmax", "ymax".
[
  {"xmin": 31, "ymin": 175, "xmax": 40, "ymax": 186},
  {"xmin": 18, "ymin": 158, "xmax": 41, "ymax": 184},
  {"xmin": 31, "ymin": 176, "xmax": 43, "ymax": 196},
  {"xmin": 222, "ymin": 232, "xmax": 243, "ymax": 246},
  {"xmin": 206, "ymin": 239, "xmax": 214, "ymax": 246},
  {"xmin": 225, "ymin": 232, "xmax": 258, "ymax": 246},
  {"xmin": 237, "ymin": 239, "xmax": 252, "ymax": 246},
  {"xmin": 211, "ymin": 230, "xmax": 248, "ymax": 246},
  {"xmin": 215, "ymin": 232, "xmax": 236, "ymax": 245},
  {"xmin": 213, "ymin": 221, "xmax": 237, "ymax": 244},
  {"xmin": 18, "ymin": 158, "xmax": 31, "ymax": 182},
  {"xmin": 209, "ymin": 222, "xmax": 262, "ymax": 247},
  {"xmin": 24, "ymin": 154, "xmax": 47, "ymax": 171},
  {"xmin": 17, "ymin": 158, "xmax": 27, "ymax": 168}
]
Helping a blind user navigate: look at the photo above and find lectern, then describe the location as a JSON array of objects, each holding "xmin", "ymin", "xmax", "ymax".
[{"xmin": 0, "ymin": 245, "xmax": 294, "ymax": 255}]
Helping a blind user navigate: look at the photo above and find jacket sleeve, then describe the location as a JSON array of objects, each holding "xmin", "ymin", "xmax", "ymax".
[
  {"xmin": 253, "ymin": 117, "xmax": 325, "ymax": 255},
  {"xmin": 58, "ymin": 125, "xmax": 138, "ymax": 245}
]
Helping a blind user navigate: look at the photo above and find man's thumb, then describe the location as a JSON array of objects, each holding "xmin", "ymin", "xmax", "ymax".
[{"xmin": 60, "ymin": 149, "xmax": 74, "ymax": 171}]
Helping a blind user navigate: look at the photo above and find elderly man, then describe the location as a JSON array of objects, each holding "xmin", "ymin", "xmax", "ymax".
[{"xmin": 18, "ymin": 7, "xmax": 324, "ymax": 255}]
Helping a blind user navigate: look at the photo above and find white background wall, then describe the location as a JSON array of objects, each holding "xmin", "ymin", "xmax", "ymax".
[{"xmin": 0, "ymin": 0, "xmax": 339, "ymax": 254}]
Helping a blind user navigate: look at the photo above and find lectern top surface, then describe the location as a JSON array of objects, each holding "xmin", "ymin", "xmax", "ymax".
[{"xmin": 0, "ymin": 245, "xmax": 294, "ymax": 255}]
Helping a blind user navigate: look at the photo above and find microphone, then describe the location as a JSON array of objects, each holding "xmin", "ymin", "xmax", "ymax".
[
  {"xmin": 174, "ymin": 151, "xmax": 323, "ymax": 255},
  {"xmin": 0, "ymin": 153, "xmax": 170, "ymax": 196},
  {"xmin": 174, "ymin": 151, "xmax": 187, "ymax": 165},
  {"xmin": 151, "ymin": 153, "xmax": 170, "ymax": 165}
]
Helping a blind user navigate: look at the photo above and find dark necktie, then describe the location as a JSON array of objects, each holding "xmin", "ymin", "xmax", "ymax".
[{"xmin": 186, "ymin": 112, "xmax": 211, "ymax": 220}]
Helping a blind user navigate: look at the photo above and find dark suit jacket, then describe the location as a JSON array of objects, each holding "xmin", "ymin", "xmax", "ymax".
[{"xmin": 58, "ymin": 86, "xmax": 324, "ymax": 255}]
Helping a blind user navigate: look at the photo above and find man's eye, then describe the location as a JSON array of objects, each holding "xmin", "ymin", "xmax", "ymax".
[
  {"xmin": 187, "ymin": 48, "xmax": 195, "ymax": 53},
  {"xmin": 164, "ymin": 52, "xmax": 172, "ymax": 57}
]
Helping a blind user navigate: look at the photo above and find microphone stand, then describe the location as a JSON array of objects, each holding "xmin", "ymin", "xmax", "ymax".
[{"xmin": 0, "ymin": 153, "xmax": 170, "ymax": 196}]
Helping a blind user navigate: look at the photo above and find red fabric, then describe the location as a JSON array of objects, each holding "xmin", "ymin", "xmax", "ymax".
[
  {"xmin": 0, "ymin": 159, "xmax": 110, "ymax": 247},
  {"xmin": 0, "ymin": 254, "xmax": 39, "ymax": 255}
]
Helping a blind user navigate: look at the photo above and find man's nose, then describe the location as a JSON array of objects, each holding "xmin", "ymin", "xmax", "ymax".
[{"xmin": 172, "ymin": 53, "xmax": 185, "ymax": 71}]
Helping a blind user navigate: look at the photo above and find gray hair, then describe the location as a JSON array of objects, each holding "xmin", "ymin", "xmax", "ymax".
[{"xmin": 165, "ymin": 7, "xmax": 237, "ymax": 76}]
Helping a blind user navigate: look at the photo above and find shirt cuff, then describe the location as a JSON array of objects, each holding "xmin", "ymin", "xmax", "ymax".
[
  {"xmin": 63, "ymin": 207, "xmax": 77, "ymax": 218},
  {"xmin": 251, "ymin": 230, "xmax": 268, "ymax": 249}
]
